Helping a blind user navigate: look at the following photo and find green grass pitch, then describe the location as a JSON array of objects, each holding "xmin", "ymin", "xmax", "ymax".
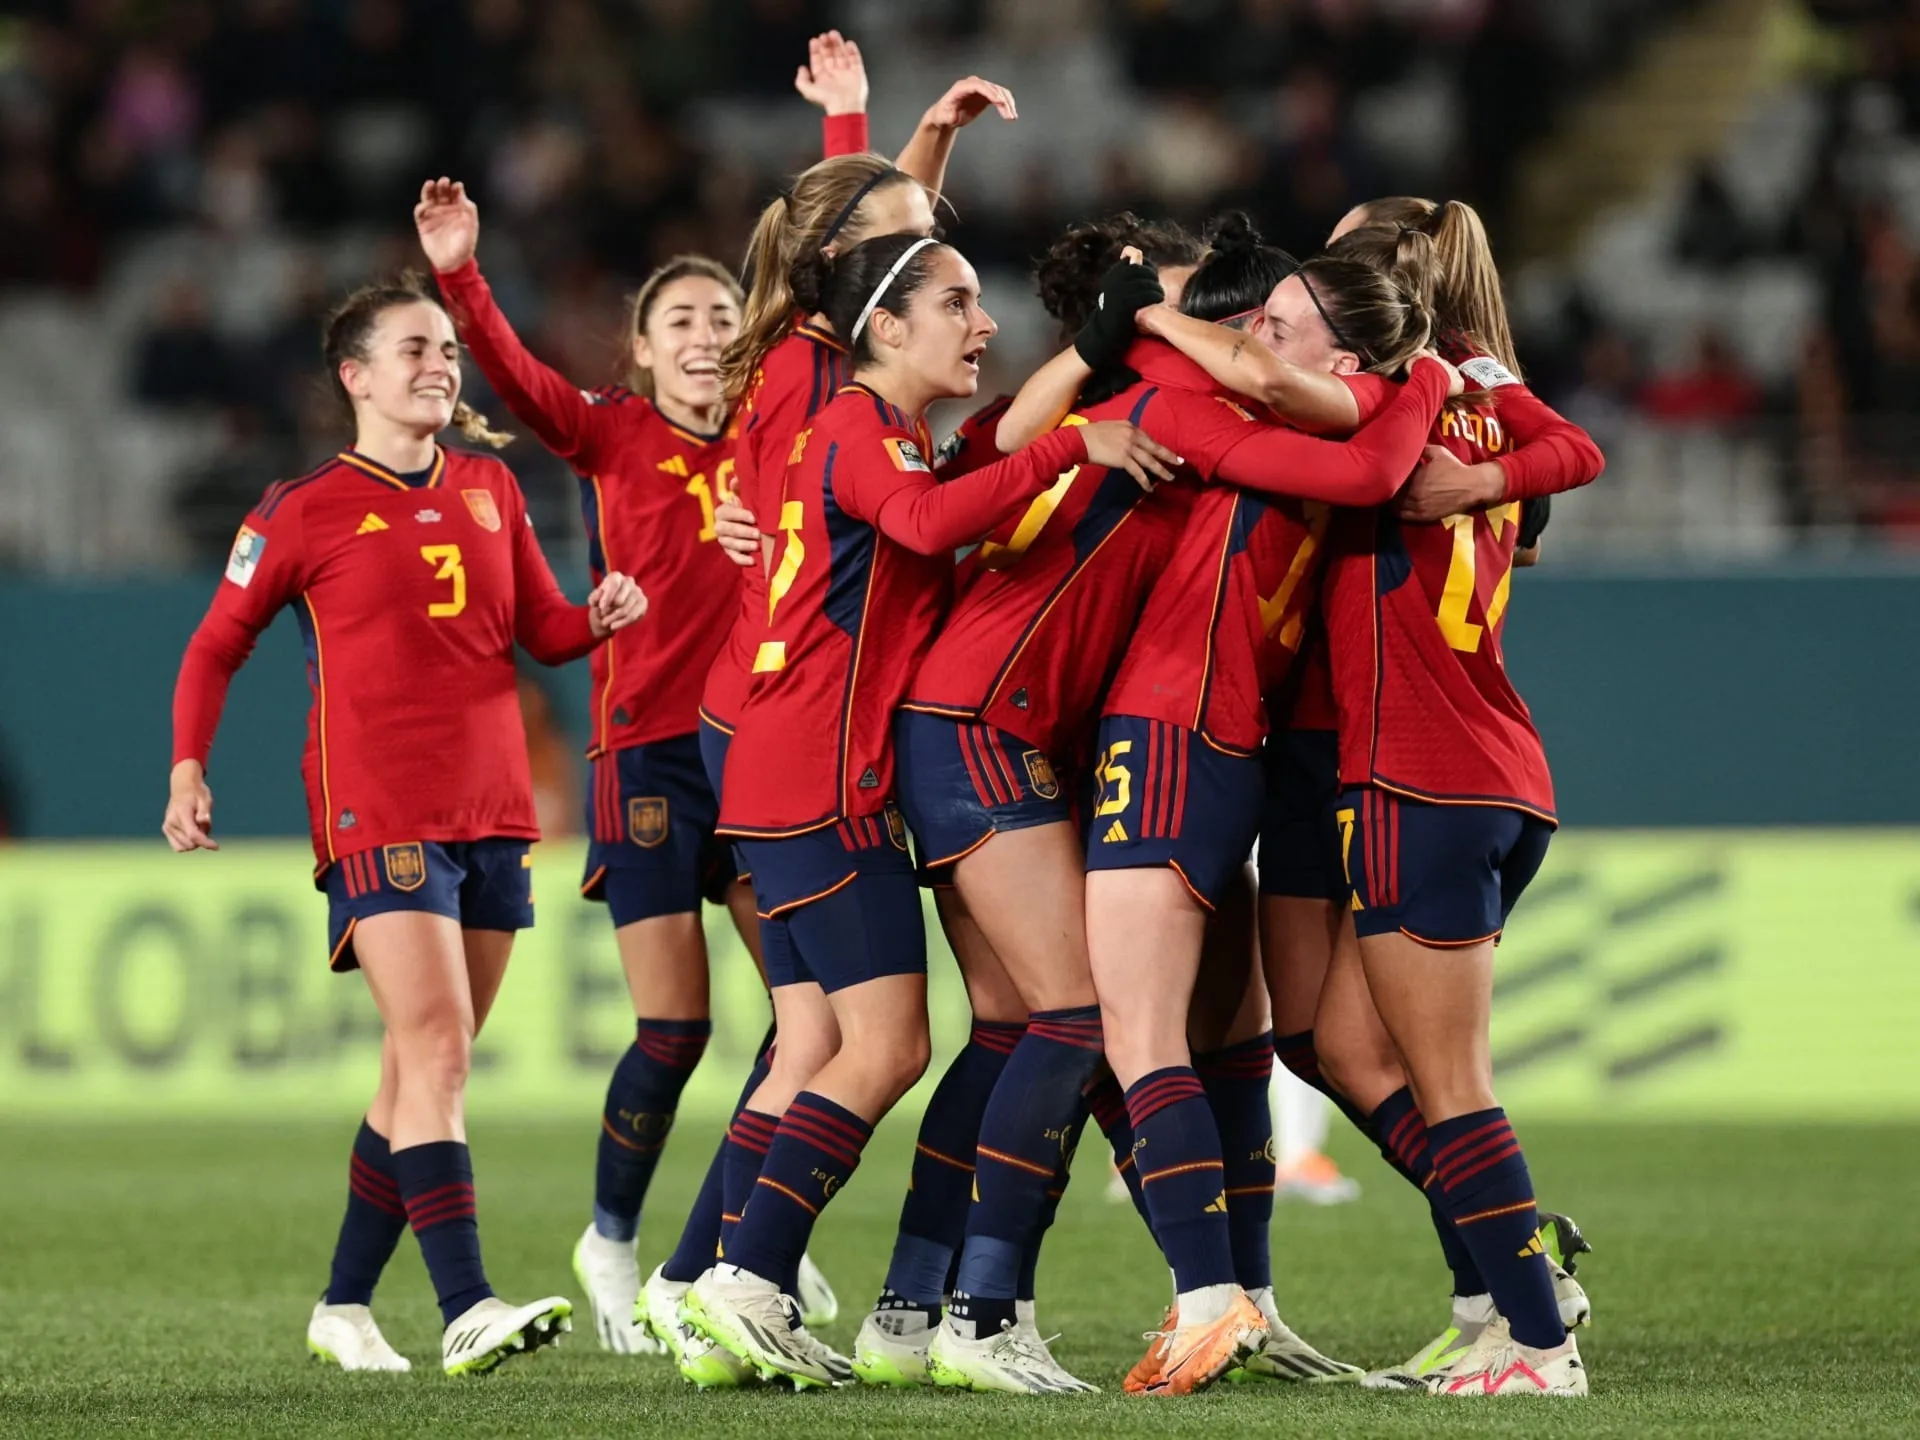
[{"xmin": 2, "ymin": 1114, "xmax": 1914, "ymax": 1437}]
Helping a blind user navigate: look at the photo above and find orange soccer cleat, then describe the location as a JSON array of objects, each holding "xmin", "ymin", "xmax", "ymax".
[
  {"xmin": 1146, "ymin": 1292, "xmax": 1268, "ymax": 1396},
  {"xmin": 1121, "ymin": 1306, "xmax": 1177, "ymax": 1394}
]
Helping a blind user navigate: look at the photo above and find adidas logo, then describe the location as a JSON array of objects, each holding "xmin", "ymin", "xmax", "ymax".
[
  {"xmin": 1102, "ymin": 820, "xmax": 1128, "ymax": 843},
  {"xmin": 1010, "ymin": 687, "xmax": 1029, "ymax": 710},
  {"xmin": 657, "ymin": 454, "xmax": 690, "ymax": 476},
  {"xmin": 858, "ymin": 767, "xmax": 880, "ymax": 790},
  {"xmin": 355, "ymin": 513, "xmax": 388, "ymax": 535},
  {"xmin": 1518, "ymin": 1232, "xmax": 1546, "ymax": 1259},
  {"xmin": 1203, "ymin": 1191, "xmax": 1229, "ymax": 1214}
]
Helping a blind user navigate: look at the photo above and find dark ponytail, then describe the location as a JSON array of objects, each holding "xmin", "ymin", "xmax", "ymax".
[
  {"xmin": 1033, "ymin": 211, "xmax": 1204, "ymax": 339},
  {"xmin": 794, "ymin": 233, "xmax": 952, "ymax": 366},
  {"xmin": 1178, "ymin": 211, "xmax": 1298, "ymax": 327}
]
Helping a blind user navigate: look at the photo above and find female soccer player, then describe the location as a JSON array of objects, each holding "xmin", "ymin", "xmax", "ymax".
[
  {"xmin": 164, "ymin": 277, "xmax": 646, "ymax": 1377},
  {"xmin": 411, "ymin": 34, "xmax": 881, "ymax": 1353},
  {"xmin": 677, "ymin": 232, "xmax": 1175, "ymax": 1389}
]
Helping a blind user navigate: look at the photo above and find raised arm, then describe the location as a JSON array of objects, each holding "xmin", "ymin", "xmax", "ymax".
[
  {"xmin": 892, "ymin": 76, "xmax": 1017, "ymax": 196},
  {"xmin": 1138, "ymin": 303, "xmax": 1363, "ymax": 434},
  {"xmin": 794, "ymin": 30, "xmax": 872, "ymax": 157},
  {"xmin": 997, "ymin": 259, "xmax": 1165, "ymax": 451}
]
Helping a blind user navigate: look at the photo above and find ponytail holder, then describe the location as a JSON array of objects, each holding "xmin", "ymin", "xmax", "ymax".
[
  {"xmin": 822, "ymin": 168, "xmax": 901, "ymax": 249},
  {"xmin": 851, "ymin": 237, "xmax": 937, "ymax": 344}
]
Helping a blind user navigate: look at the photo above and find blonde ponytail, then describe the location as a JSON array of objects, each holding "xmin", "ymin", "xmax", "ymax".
[
  {"xmin": 1346, "ymin": 195, "xmax": 1521, "ymax": 378},
  {"xmin": 452, "ymin": 399, "xmax": 513, "ymax": 450}
]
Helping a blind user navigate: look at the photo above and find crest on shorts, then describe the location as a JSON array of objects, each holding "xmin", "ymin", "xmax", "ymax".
[
  {"xmin": 383, "ymin": 842, "xmax": 426, "ymax": 892},
  {"xmin": 1022, "ymin": 749, "xmax": 1060, "ymax": 801},
  {"xmin": 629, "ymin": 796, "xmax": 669, "ymax": 848},
  {"xmin": 462, "ymin": 488, "xmax": 502, "ymax": 532},
  {"xmin": 884, "ymin": 804, "xmax": 909, "ymax": 852}
]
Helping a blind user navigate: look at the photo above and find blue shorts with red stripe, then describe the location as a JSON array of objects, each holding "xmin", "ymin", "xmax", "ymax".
[
  {"xmin": 894, "ymin": 710, "xmax": 1073, "ymax": 871},
  {"xmin": 1082, "ymin": 715, "xmax": 1263, "ymax": 911},
  {"xmin": 696, "ymin": 709, "xmax": 753, "ymax": 887},
  {"xmin": 581, "ymin": 733, "xmax": 732, "ymax": 926},
  {"xmin": 326, "ymin": 839, "xmax": 533, "ymax": 973},
  {"xmin": 733, "ymin": 808, "xmax": 926, "ymax": 993},
  {"xmin": 1338, "ymin": 786, "xmax": 1554, "ymax": 946},
  {"xmin": 1258, "ymin": 729, "xmax": 1345, "ymax": 901}
]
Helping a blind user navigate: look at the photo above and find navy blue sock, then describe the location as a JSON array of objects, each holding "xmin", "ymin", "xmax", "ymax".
[
  {"xmin": 719, "ymin": 1109, "xmax": 779, "ymax": 1258},
  {"xmin": 723, "ymin": 1093, "xmax": 871, "ymax": 1289},
  {"xmin": 1425, "ymin": 1107, "xmax": 1563, "ymax": 1348},
  {"xmin": 662, "ymin": 1025, "xmax": 775, "ymax": 1282},
  {"xmin": 595, "ymin": 1017, "xmax": 711, "ymax": 1242},
  {"xmin": 953, "ymin": 1005, "xmax": 1104, "ymax": 1338},
  {"xmin": 879, "ymin": 1019, "xmax": 1024, "ymax": 1311},
  {"xmin": 1126, "ymin": 1067, "xmax": 1235, "ymax": 1294},
  {"xmin": 1088, "ymin": 1070, "xmax": 1155, "ymax": 1242},
  {"xmin": 1017, "ymin": 1100, "xmax": 1087, "ymax": 1302},
  {"xmin": 1274, "ymin": 1029, "xmax": 1372, "ymax": 1134},
  {"xmin": 1369, "ymin": 1086, "xmax": 1487, "ymax": 1299},
  {"xmin": 1196, "ymin": 1033, "xmax": 1276, "ymax": 1293},
  {"xmin": 324, "ymin": 1119, "xmax": 407, "ymax": 1306},
  {"xmin": 392, "ymin": 1140, "xmax": 493, "ymax": 1326}
]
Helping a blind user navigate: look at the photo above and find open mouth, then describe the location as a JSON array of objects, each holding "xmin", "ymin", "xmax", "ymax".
[
  {"xmin": 683, "ymin": 359, "xmax": 719, "ymax": 379},
  {"xmin": 961, "ymin": 345, "xmax": 985, "ymax": 372}
]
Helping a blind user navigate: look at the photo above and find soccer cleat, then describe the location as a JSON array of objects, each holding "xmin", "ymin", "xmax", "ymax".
[
  {"xmin": 306, "ymin": 1301, "xmax": 410, "ymax": 1372},
  {"xmin": 440, "ymin": 1295, "xmax": 572, "ymax": 1377},
  {"xmin": 1540, "ymin": 1211, "xmax": 1594, "ymax": 1327},
  {"xmin": 1362, "ymin": 1293, "xmax": 1496, "ymax": 1391},
  {"xmin": 1434, "ymin": 1327, "xmax": 1586, "ymax": 1398},
  {"xmin": 1230, "ymin": 1292, "xmax": 1363, "ymax": 1383},
  {"xmin": 1144, "ymin": 1292, "xmax": 1268, "ymax": 1396},
  {"xmin": 1122, "ymin": 1305, "xmax": 1178, "ymax": 1393},
  {"xmin": 572, "ymin": 1225, "xmax": 664, "ymax": 1355},
  {"xmin": 1274, "ymin": 1150, "xmax": 1362, "ymax": 1206},
  {"xmin": 638, "ymin": 1265, "xmax": 756, "ymax": 1389},
  {"xmin": 852, "ymin": 1307, "xmax": 935, "ymax": 1387},
  {"xmin": 926, "ymin": 1315, "xmax": 1100, "ymax": 1394},
  {"xmin": 796, "ymin": 1250, "xmax": 839, "ymax": 1328},
  {"xmin": 680, "ymin": 1265, "xmax": 851, "ymax": 1389}
]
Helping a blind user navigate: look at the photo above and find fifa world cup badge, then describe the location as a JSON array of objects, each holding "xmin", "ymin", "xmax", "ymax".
[{"xmin": 225, "ymin": 525, "xmax": 265, "ymax": 588}]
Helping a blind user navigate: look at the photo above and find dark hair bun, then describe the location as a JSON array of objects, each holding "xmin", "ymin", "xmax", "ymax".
[
  {"xmin": 1204, "ymin": 210, "xmax": 1263, "ymax": 256},
  {"xmin": 788, "ymin": 249, "xmax": 836, "ymax": 315}
]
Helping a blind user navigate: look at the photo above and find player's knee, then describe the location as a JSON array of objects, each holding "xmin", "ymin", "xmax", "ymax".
[
  {"xmin": 396, "ymin": 1014, "xmax": 473, "ymax": 1096},
  {"xmin": 1314, "ymin": 1019, "xmax": 1395, "ymax": 1101},
  {"xmin": 844, "ymin": 1026, "xmax": 930, "ymax": 1112}
]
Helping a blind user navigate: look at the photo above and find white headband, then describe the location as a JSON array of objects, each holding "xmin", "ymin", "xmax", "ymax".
[{"xmin": 850, "ymin": 237, "xmax": 938, "ymax": 344}]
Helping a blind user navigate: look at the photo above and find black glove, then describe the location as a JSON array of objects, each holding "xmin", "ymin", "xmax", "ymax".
[
  {"xmin": 1519, "ymin": 496, "xmax": 1552, "ymax": 548},
  {"xmin": 1073, "ymin": 261, "xmax": 1163, "ymax": 371}
]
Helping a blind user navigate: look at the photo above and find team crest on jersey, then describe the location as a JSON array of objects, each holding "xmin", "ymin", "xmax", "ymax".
[
  {"xmin": 884, "ymin": 804, "xmax": 909, "ymax": 852},
  {"xmin": 1022, "ymin": 750, "xmax": 1061, "ymax": 801},
  {"xmin": 225, "ymin": 525, "xmax": 265, "ymax": 588},
  {"xmin": 383, "ymin": 842, "xmax": 427, "ymax": 892},
  {"xmin": 461, "ymin": 488, "xmax": 501, "ymax": 532},
  {"xmin": 883, "ymin": 437, "xmax": 930, "ymax": 473},
  {"xmin": 628, "ymin": 797, "xmax": 669, "ymax": 848}
]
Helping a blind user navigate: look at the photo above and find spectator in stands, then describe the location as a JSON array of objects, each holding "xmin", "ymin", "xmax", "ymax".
[
  {"xmin": 1640, "ymin": 330, "xmax": 1764, "ymax": 426},
  {"xmin": 132, "ymin": 278, "xmax": 238, "ymax": 410}
]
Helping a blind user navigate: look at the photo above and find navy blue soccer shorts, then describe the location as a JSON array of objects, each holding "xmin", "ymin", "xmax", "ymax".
[
  {"xmin": 326, "ymin": 839, "xmax": 534, "ymax": 973},
  {"xmin": 894, "ymin": 710, "xmax": 1073, "ymax": 871},
  {"xmin": 1258, "ymin": 728, "xmax": 1346, "ymax": 901},
  {"xmin": 734, "ymin": 809, "xmax": 926, "ymax": 994},
  {"xmin": 581, "ymin": 734, "xmax": 733, "ymax": 927},
  {"xmin": 697, "ymin": 709, "xmax": 753, "ymax": 887},
  {"xmin": 1337, "ymin": 786, "xmax": 1554, "ymax": 947},
  {"xmin": 1082, "ymin": 715, "xmax": 1262, "ymax": 911}
]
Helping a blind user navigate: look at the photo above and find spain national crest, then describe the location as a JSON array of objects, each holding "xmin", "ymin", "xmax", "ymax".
[
  {"xmin": 884, "ymin": 804, "xmax": 909, "ymax": 852},
  {"xmin": 462, "ymin": 488, "xmax": 502, "ymax": 532},
  {"xmin": 628, "ymin": 797, "xmax": 669, "ymax": 848},
  {"xmin": 1023, "ymin": 749, "xmax": 1061, "ymax": 801},
  {"xmin": 382, "ymin": 842, "xmax": 427, "ymax": 892}
]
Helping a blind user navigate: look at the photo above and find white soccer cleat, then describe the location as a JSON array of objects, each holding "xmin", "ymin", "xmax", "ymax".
[
  {"xmin": 796, "ymin": 1250, "xmax": 839, "ymax": 1328},
  {"xmin": 852, "ymin": 1307, "xmax": 935, "ymax": 1387},
  {"xmin": 572, "ymin": 1225, "xmax": 663, "ymax": 1355},
  {"xmin": 1362, "ymin": 1292, "xmax": 1496, "ymax": 1390},
  {"xmin": 1432, "ymin": 1326, "xmax": 1587, "ymax": 1398},
  {"xmin": 926, "ymin": 1314, "xmax": 1100, "ymax": 1394},
  {"xmin": 441, "ymin": 1295, "xmax": 572, "ymax": 1377},
  {"xmin": 1232, "ymin": 1290, "xmax": 1363, "ymax": 1383},
  {"xmin": 638, "ymin": 1265, "xmax": 756, "ymax": 1389},
  {"xmin": 680, "ymin": 1265, "xmax": 851, "ymax": 1389},
  {"xmin": 1540, "ymin": 1210, "xmax": 1594, "ymax": 1327},
  {"xmin": 1553, "ymin": 1263, "xmax": 1591, "ymax": 1328},
  {"xmin": 306, "ymin": 1301, "xmax": 410, "ymax": 1372}
]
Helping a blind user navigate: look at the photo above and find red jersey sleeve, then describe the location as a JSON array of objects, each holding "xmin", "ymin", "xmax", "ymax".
[
  {"xmin": 435, "ymin": 259, "xmax": 621, "ymax": 470},
  {"xmin": 171, "ymin": 500, "xmax": 310, "ymax": 767},
  {"xmin": 835, "ymin": 424, "xmax": 1087, "ymax": 556},
  {"xmin": 505, "ymin": 475, "xmax": 599, "ymax": 665},
  {"xmin": 1467, "ymin": 367, "xmax": 1605, "ymax": 500},
  {"xmin": 822, "ymin": 113, "xmax": 870, "ymax": 156},
  {"xmin": 934, "ymin": 395, "xmax": 1012, "ymax": 480}
]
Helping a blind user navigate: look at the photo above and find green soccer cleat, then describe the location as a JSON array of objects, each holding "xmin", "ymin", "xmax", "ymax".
[{"xmin": 440, "ymin": 1295, "xmax": 571, "ymax": 1377}]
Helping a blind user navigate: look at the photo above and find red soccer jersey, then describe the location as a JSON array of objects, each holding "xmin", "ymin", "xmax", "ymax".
[
  {"xmin": 718, "ymin": 384, "xmax": 1088, "ymax": 837},
  {"xmin": 172, "ymin": 446, "xmax": 599, "ymax": 873},
  {"xmin": 701, "ymin": 320, "xmax": 850, "ymax": 730},
  {"xmin": 1103, "ymin": 359, "xmax": 1453, "ymax": 754},
  {"xmin": 436, "ymin": 258, "xmax": 736, "ymax": 754}
]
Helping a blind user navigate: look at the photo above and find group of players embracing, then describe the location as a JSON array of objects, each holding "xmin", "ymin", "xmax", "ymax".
[{"xmin": 164, "ymin": 30, "xmax": 1602, "ymax": 1399}]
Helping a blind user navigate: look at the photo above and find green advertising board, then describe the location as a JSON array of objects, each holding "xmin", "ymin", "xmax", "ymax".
[{"xmin": 0, "ymin": 835, "xmax": 1915, "ymax": 1117}]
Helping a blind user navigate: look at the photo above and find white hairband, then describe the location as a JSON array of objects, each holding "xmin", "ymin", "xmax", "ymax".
[{"xmin": 850, "ymin": 237, "xmax": 938, "ymax": 343}]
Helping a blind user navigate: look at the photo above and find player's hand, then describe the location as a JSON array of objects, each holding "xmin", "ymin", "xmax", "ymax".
[
  {"xmin": 794, "ymin": 30, "xmax": 868, "ymax": 116},
  {"xmin": 1397, "ymin": 445, "xmax": 1507, "ymax": 523},
  {"xmin": 1079, "ymin": 420, "xmax": 1182, "ymax": 493},
  {"xmin": 715, "ymin": 499, "xmax": 760, "ymax": 567},
  {"xmin": 163, "ymin": 760, "xmax": 218, "ymax": 853},
  {"xmin": 1075, "ymin": 258, "xmax": 1163, "ymax": 370},
  {"xmin": 1409, "ymin": 348, "xmax": 1465, "ymax": 398},
  {"xmin": 923, "ymin": 76, "xmax": 1017, "ymax": 130},
  {"xmin": 415, "ymin": 178, "xmax": 480, "ymax": 274},
  {"xmin": 588, "ymin": 572, "xmax": 648, "ymax": 636}
]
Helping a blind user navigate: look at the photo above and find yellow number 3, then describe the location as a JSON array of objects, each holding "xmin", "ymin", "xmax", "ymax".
[{"xmin": 420, "ymin": 544, "xmax": 466, "ymax": 618}]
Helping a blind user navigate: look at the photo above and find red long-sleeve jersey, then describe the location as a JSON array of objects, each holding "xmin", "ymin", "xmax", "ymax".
[
  {"xmin": 1103, "ymin": 359, "xmax": 1452, "ymax": 754},
  {"xmin": 718, "ymin": 384, "xmax": 1088, "ymax": 837},
  {"xmin": 172, "ymin": 446, "xmax": 598, "ymax": 874},
  {"xmin": 436, "ymin": 258, "xmax": 734, "ymax": 755}
]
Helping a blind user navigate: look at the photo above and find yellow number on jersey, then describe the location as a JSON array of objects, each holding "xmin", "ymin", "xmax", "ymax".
[
  {"xmin": 755, "ymin": 501, "xmax": 806, "ymax": 673},
  {"xmin": 420, "ymin": 544, "xmax": 466, "ymax": 618},
  {"xmin": 685, "ymin": 472, "xmax": 718, "ymax": 542},
  {"xmin": 1334, "ymin": 805, "xmax": 1362, "ymax": 911},
  {"xmin": 1434, "ymin": 503, "xmax": 1520, "ymax": 653},
  {"xmin": 975, "ymin": 414, "xmax": 1090, "ymax": 571},
  {"xmin": 1257, "ymin": 502, "xmax": 1331, "ymax": 648},
  {"xmin": 1092, "ymin": 739, "xmax": 1134, "ymax": 818}
]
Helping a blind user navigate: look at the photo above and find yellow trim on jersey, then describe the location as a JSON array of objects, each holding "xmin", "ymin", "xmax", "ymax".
[
  {"xmin": 302, "ymin": 593, "xmax": 337, "ymax": 863},
  {"xmin": 337, "ymin": 447, "xmax": 446, "ymax": 491}
]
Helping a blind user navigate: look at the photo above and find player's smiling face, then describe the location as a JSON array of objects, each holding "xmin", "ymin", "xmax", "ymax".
[
  {"xmin": 341, "ymin": 300, "xmax": 462, "ymax": 435},
  {"xmin": 635, "ymin": 275, "xmax": 741, "ymax": 415},
  {"xmin": 1258, "ymin": 275, "xmax": 1358, "ymax": 375},
  {"xmin": 878, "ymin": 247, "xmax": 996, "ymax": 402}
]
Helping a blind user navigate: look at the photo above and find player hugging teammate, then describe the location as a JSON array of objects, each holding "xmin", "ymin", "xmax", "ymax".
[{"xmin": 164, "ymin": 28, "xmax": 1603, "ymax": 1399}]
